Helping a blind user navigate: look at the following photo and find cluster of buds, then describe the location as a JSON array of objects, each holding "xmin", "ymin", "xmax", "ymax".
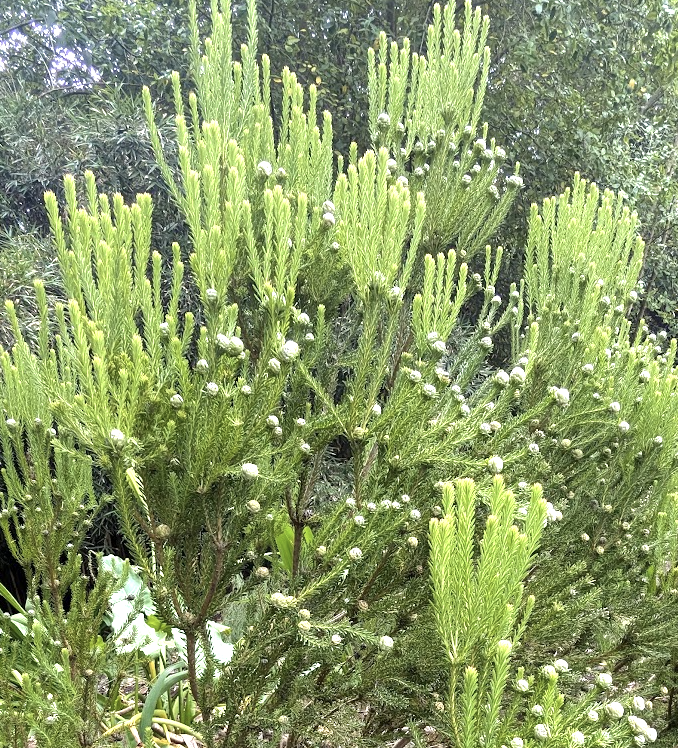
[
  {"xmin": 270, "ymin": 592, "xmax": 296, "ymax": 609},
  {"xmin": 216, "ymin": 334, "xmax": 245, "ymax": 357},
  {"xmin": 321, "ymin": 199, "xmax": 336, "ymax": 228}
]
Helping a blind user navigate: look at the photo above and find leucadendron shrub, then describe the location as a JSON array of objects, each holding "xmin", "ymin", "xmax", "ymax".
[{"xmin": 0, "ymin": 0, "xmax": 675, "ymax": 746}]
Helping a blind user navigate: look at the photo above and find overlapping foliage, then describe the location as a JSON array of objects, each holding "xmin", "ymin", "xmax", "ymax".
[{"xmin": 0, "ymin": 1, "xmax": 677, "ymax": 747}]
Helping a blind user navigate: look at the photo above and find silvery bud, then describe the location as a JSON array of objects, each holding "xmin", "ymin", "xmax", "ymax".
[
  {"xmin": 241, "ymin": 463, "xmax": 259, "ymax": 479},
  {"xmin": 268, "ymin": 357, "xmax": 281, "ymax": 373},
  {"xmin": 196, "ymin": 358, "xmax": 209, "ymax": 373},
  {"xmin": 205, "ymin": 382, "xmax": 219, "ymax": 396},
  {"xmin": 205, "ymin": 288, "xmax": 218, "ymax": 303},
  {"xmin": 281, "ymin": 340, "xmax": 300, "ymax": 362},
  {"xmin": 170, "ymin": 394, "xmax": 184, "ymax": 409},
  {"xmin": 110, "ymin": 428, "xmax": 126, "ymax": 446},
  {"xmin": 257, "ymin": 161, "xmax": 273, "ymax": 178},
  {"xmin": 247, "ymin": 499, "xmax": 261, "ymax": 513}
]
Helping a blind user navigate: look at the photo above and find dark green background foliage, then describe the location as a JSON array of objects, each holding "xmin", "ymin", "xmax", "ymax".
[{"xmin": 3, "ymin": 0, "xmax": 678, "ymax": 331}]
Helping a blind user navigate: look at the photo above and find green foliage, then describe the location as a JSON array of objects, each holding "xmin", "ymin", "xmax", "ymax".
[{"xmin": 1, "ymin": 0, "xmax": 678, "ymax": 747}]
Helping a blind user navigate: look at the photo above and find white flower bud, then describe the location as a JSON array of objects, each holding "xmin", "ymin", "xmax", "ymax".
[
  {"xmin": 408, "ymin": 369, "xmax": 422, "ymax": 383},
  {"xmin": 587, "ymin": 710, "xmax": 599, "ymax": 722},
  {"xmin": 110, "ymin": 428, "xmax": 126, "ymax": 446},
  {"xmin": 619, "ymin": 421, "xmax": 630, "ymax": 433},
  {"xmin": 528, "ymin": 443, "xmax": 540, "ymax": 455},
  {"xmin": 606, "ymin": 701, "xmax": 624, "ymax": 719},
  {"xmin": 487, "ymin": 455, "xmax": 504, "ymax": 474},
  {"xmin": 281, "ymin": 340, "xmax": 300, "ymax": 362},
  {"xmin": 247, "ymin": 499, "xmax": 261, "ymax": 513},
  {"xmin": 170, "ymin": 394, "xmax": 184, "ymax": 409},
  {"xmin": 377, "ymin": 111, "xmax": 391, "ymax": 128},
  {"xmin": 241, "ymin": 462, "xmax": 259, "ymax": 479},
  {"xmin": 534, "ymin": 724, "xmax": 550, "ymax": 740},
  {"xmin": 322, "ymin": 212, "xmax": 336, "ymax": 227},
  {"xmin": 379, "ymin": 635, "xmax": 394, "ymax": 650},
  {"xmin": 410, "ymin": 509, "xmax": 421, "ymax": 520},
  {"xmin": 494, "ymin": 370, "xmax": 510, "ymax": 386},
  {"xmin": 407, "ymin": 536, "xmax": 419, "ymax": 548},
  {"xmin": 257, "ymin": 160, "xmax": 273, "ymax": 178},
  {"xmin": 516, "ymin": 678, "xmax": 530, "ymax": 692},
  {"xmin": 554, "ymin": 658, "xmax": 569, "ymax": 672},
  {"xmin": 597, "ymin": 672, "xmax": 613, "ymax": 688},
  {"xmin": 241, "ymin": 384, "xmax": 252, "ymax": 395},
  {"xmin": 196, "ymin": 358, "xmax": 209, "ymax": 373},
  {"xmin": 299, "ymin": 442, "xmax": 311, "ymax": 454},
  {"xmin": 159, "ymin": 321, "xmax": 170, "ymax": 336},
  {"xmin": 480, "ymin": 336, "xmax": 493, "ymax": 349},
  {"xmin": 571, "ymin": 731, "xmax": 585, "ymax": 746},
  {"xmin": 268, "ymin": 357, "xmax": 281, "ymax": 374},
  {"xmin": 609, "ymin": 401, "xmax": 621, "ymax": 413},
  {"xmin": 633, "ymin": 696, "xmax": 646, "ymax": 712},
  {"xmin": 266, "ymin": 415, "xmax": 280, "ymax": 429},
  {"xmin": 255, "ymin": 566, "xmax": 270, "ymax": 579},
  {"xmin": 348, "ymin": 547, "xmax": 363, "ymax": 560},
  {"xmin": 298, "ymin": 620, "xmax": 311, "ymax": 632},
  {"xmin": 423, "ymin": 383, "xmax": 437, "ymax": 398},
  {"xmin": 531, "ymin": 704, "xmax": 543, "ymax": 715},
  {"xmin": 542, "ymin": 664, "xmax": 557, "ymax": 680},
  {"xmin": 205, "ymin": 382, "xmax": 219, "ymax": 396},
  {"xmin": 354, "ymin": 515, "xmax": 365, "ymax": 526},
  {"xmin": 331, "ymin": 634, "xmax": 342, "ymax": 645}
]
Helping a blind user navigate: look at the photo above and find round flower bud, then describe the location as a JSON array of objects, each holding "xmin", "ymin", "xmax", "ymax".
[
  {"xmin": 534, "ymin": 724, "xmax": 550, "ymax": 740},
  {"xmin": 407, "ymin": 536, "xmax": 419, "ymax": 548},
  {"xmin": 170, "ymin": 394, "xmax": 184, "ymax": 409},
  {"xmin": 640, "ymin": 369, "xmax": 651, "ymax": 383},
  {"xmin": 596, "ymin": 672, "xmax": 613, "ymax": 688},
  {"xmin": 241, "ymin": 384, "xmax": 252, "ymax": 395},
  {"xmin": 633, "ymin": 696, "xmax": 646, "ymax": 712},
  {"xmin": 511, "ymin": 739, "xmax": 523, "ymax": 748},
  {"xmin": 159, "ymin": 321, "xmax": 170, "ymax": 337},
  {"xmin": 354, "ymin": 515, "xmax": 365, "ymax": 527},
  {"xmin": 619, "ymin": 421, "xmax": 630, "ymax": 433},
  {"xmin": 205, "ymin": 382, "xmax": 219, "ymax": 396},
  {"xmin": 654, "ymin": 435, "xmax": 663, "ymax": 445},
  {"xmin": 587, "ymin": 710, "xmax": 599, "ymax": 722},
  {"xmin": 528, "ymin": 443, "xmax": 540, "ymax": 455},
  {"xmin": 480, "ymin": 336, "xmax": 493, "ymax": 349},
  {"xmin": 331, "ymin": 634, "xmax": 342, "ymax": 645},
  {"xmin": 110, "ymin": 428, "xmax": 126, "ymax": 446},
  {"xmin": 298, "ymin": 620, "xmax": 311, "ymax": 632},
  {"xmin": 408, "ymin": 369, "xmax": 422, "ymax": 383},
  {"xmin": 205, "ymin": 288, "xmax": 218, "ymax": 304},
  {"xmin": 377, "ymin": 111, "xmax": 391, "ymax": 128},
  {"xmin": 609, "ymin": 401, "xmax": 621, "ymax": 413},
  {"xmin": 241, "ymin": 462, "xmax": 259, "ymax": 479},
  {"xmin": 266, "ymin": 415, "xmax": 280, "ymax": 429},
  {"xmin": 572, "ymin": 448, "xmax": 584, "ymax": 460},
  {"xmin": 273, "ymin": 427, "xmax": 283, "ymax": 437},
  {"xmin": 322, "ymin": 212, "xmax": 336, "ymax": 227},
  {"xmin": 494, "ymin": 370, "xmax": 510, "ymax": 387},
  {"xmin": 247, "ymin": 499, "xmax": 261, "ymax": 513},
  {"xmin": 379, "ymin": 634, "xmax": 394, "ymax": 650},
  {"xmin": 571, "ymin": 731, "xmax": 585, "ymax": 746},
  {"xmin": 516, "ymin": 678, "xmax": 530, "ymax": 692},
  {"xmin": 196, "ymin": 358, "xmax": 209, "ymax": 373},
  {"xmin": 281, "ymin": 340, "xmax": 300, "ymax": 362},
  {"xmin": 531, "ymin": 704, "xmax": 544, "ymax": 716},
  {"xmin": 423, "ymin": 383, "xmax": 437, "ymax": 398},
  {"xmin": 554, "ymin": 658, "xmax": 569, "ymax": 672},
  {"xmin": 349, "ymin": 547, "xmax": 363, "ymax": 560},
  {"xmin": 606, "ymin": 702, "xmax": 624, "ymax": 719},
  {"xmin": 410, "ymin": 509, "xmax": 421, "ymax": 520},
  {"xmin": 488, "ymin": 455, "xmax": 504, "ymax": 474},
  {"xmin": 257, "ymin": 161, "xmax": 273, "ymax": 178},
  {"xmin": 316, "ymin": 545, "xmax": 327, "ymax": 556},
  {"xmin": 255, "ymin": 566, "xmax": 270, "ymax": 579},
  {"xmin": 299, "ymin": 442, "xmax": 311, "ymax": 454},
  {"xmin": 268, "ymin": 357, "xmax": 281, "ymax": 374}
]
